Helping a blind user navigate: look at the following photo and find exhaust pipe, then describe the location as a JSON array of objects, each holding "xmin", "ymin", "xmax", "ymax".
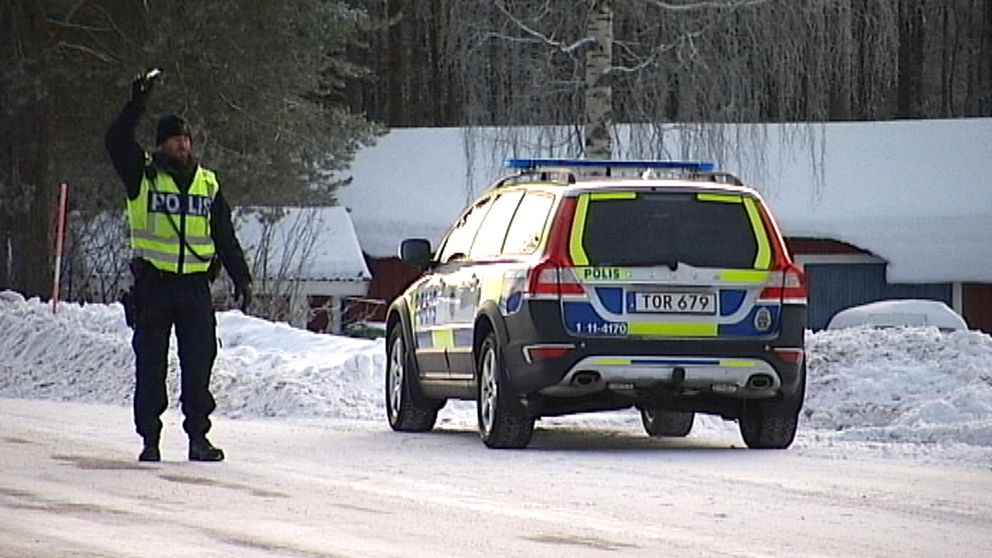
[
  {"xmin": 572, "ymin": 371, "xmax": 601, "ymax": 386},
  {"xmin": 746, "ymin": 374, "xmax": 774, "ymax": 390}
]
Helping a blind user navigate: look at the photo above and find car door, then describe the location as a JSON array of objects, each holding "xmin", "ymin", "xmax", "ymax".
[
  {"xmin": 411, "ymin": 195, "xmax": 494, "ymax": 378},
  {"xmin": 444, "ymin": 190, "xmax": 525, "ymax": 379}
]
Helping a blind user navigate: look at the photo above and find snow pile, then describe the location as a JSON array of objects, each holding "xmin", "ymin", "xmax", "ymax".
[
  {"xmin": 2, "ymin": 290, "xmax": 992, "ymax": 448},
  {"xmin": 805, "ymin": 326, "xmax": 992, "ymax": 446},
  {"xmin": 0, "ymin": 291, "xmax": 385, "ymax": 421}
]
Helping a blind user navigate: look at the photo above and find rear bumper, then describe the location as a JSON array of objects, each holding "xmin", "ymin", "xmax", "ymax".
[
  {"xmin": 500, "ymin": 301, "xmax": 807, "ymax": 410},
  {"xmin": 543, "ymin": 354, "xmax": 782, "ymax": 398}
]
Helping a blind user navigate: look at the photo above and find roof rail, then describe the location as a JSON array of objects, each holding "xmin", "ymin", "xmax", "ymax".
[
  {"xmin": 506, "ymin": 158, "xmax": 718, "ymax": 174},
  {"xmin": 492, "ymin": 158, "xmax": 738, "ymax": 190},
  {"xmin": 492, "ymin": 168, "xmax": 576, "ymax": 189},
  {"xmin": 689, "ymin": 171, "xmax": 744, "ymax": 186}
]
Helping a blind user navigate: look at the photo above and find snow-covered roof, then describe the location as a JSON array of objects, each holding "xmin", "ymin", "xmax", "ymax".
[
  {"xmin": 752, "ymin": 119, "xmax": 992, "ymax": 283},
  {"xmin": 235, "ymin": 206, "xmax": 371, "ymax": 283},
  {"xmin": 338, "ymin": 128, "xmax": 491, "ymax": 259},
  {"xmin": 339, "ymin": 119, "xmax": 992, "ymax": 283}
]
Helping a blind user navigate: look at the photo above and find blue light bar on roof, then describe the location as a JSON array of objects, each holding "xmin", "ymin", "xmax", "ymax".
[{"xmin": 505, "ymin": 158, "xmax": 718, "ymax": 172}]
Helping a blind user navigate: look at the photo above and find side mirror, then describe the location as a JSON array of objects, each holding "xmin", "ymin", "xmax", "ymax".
[{"xmin": 399, "ymin": 238, "xmax": 432, "ymax": 268}]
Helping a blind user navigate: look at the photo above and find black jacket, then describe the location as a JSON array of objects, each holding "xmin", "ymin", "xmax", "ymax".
[{"xmin": 105, "ymin": 100, "xmax": 251, "ymax": 286}]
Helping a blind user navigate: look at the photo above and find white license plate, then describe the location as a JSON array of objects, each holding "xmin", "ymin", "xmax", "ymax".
[{"xmin": 632, "ymin": 291, "xmax": 717, "ymax": 314}]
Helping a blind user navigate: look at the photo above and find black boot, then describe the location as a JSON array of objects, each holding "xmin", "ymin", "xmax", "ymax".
[
  {"xmin": 189, "ymin": 437, "xmax": 224, "ymax": 462},
  {"xmin": 138, "ymin": 442, "xmax": 160, "ymax": 462}
]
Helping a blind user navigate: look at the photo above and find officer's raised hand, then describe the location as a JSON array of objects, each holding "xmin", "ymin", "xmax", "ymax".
[{"xmin": 130, "ymin": 68, "xmax": 162, "ymax": 106}]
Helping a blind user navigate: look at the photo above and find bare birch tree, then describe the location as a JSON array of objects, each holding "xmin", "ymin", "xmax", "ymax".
[
  {"xmin": 584, "ymin": 0, "xmax": 614, "ymax": 159},
  {"xmin": 348, "ymin": 0, "xmax": 991, "ymax": 168},
  {"xmin": 436, "ymin": 0, "xmax": 988, "ymax": 190}
]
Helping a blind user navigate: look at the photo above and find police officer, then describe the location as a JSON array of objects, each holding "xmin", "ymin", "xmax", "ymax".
[{"xmin": 105, "ymin": 70, "xmax": 252, "ymax": 462}]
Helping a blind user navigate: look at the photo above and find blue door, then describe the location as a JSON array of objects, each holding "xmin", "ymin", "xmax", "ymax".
[{"xmin": 804, "ymin": 263, "xmax": 951, "ymax": 330}]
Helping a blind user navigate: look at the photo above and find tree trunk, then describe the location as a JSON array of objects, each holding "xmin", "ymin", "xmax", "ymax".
[
  {"xmin": 584, "ymin": 0, "xmax": 613, "ymax": 160},
  {"xmin": 829, "ymin": 1, "xmax": 854, "ymax": 120},
  {"xmin": 986, "ymin": 0, "xmax": 992, "ymax": 114},
  {"xmin": 0, "ymin": 2, "xmax": 56, "ymax": 297},
  {"xmin": 1, "ymin": 99, "xmax": 55, "ymax": 297},
  {"xmin": 0, "ymin": 139, "xmax": 11, "ymax": 291},
  {"xmin": 896, "ymin": 0, "xmax": 925, "ymax": 118},
  {"xmin": 387, "ymin": 0, "xmax": 407, "ymax": 126}
]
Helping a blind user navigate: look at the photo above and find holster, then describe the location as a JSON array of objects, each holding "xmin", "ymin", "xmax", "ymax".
[
  {"xmin": 130, "ymin": 257, "xmax": 154, "ymax": 280},
  {"xmin": 123, "ymin": 257, "xmax": 153, "ymax": 329},
  {"xmin": 121, "ymin": 288, "xmax": 137, "ymax": 328}
]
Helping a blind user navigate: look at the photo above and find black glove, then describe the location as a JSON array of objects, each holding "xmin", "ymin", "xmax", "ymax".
[
  {"xmin": 234, "ymin": 281, "xmax": 252, "ymax": 313},
  {"xmin": 131, "ymin": 76, "xmax": 152, "ymax": 105},
  {"xmin": 130, "ymin": 69, "xmax": 162, "ymax": 105}
]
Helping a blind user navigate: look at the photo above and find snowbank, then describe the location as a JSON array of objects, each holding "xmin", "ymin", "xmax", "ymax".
[{"xmin": 2, "ymin": 290, "xmax": 991, "ymax": 449}]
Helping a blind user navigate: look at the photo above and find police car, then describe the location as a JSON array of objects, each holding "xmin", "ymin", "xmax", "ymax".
[{"xmin": 385, "ymin": 158, "xmax": 807, "ymax": 449}]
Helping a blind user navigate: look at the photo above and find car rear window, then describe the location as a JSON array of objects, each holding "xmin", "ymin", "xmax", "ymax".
[{"xmin": 579, "ymin": 192, "xmax": 761, "ymax": 269}]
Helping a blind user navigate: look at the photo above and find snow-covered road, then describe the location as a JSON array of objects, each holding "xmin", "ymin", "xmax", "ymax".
[
  {"xmin": 3, "ymin": 292, "xmax": 992, "ymax": 556},
  {"xmin": 2, "ymin": 398, "xmax": 990, "ymax": 558}
]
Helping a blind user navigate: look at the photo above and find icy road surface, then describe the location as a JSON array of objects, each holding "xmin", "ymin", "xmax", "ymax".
[{"xmin": 2, "ymin": 398, "xmax": 989, "ymax": 558}]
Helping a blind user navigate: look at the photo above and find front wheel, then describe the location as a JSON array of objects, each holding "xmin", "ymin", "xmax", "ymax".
[
  {"xmin": 477, "ymin": 333, "xmax": 534, "ymax": 449},
  {"xmin": 640, "ymin": 409, "xmax": 694, "ymax": 437},
  {"xmin": 386, "ymin": 327, "xmax": 439, "ymax": 432}
]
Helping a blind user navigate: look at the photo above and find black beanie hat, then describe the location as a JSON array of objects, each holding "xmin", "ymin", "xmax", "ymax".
[{"xmin": 155, "ymin": 114, "xmax": 192, "ymax": 145}]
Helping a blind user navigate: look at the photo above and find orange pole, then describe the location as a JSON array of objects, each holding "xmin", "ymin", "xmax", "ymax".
[{"xmin": 52, "ymin": 183, "xmax": 68, "ymax": 314}]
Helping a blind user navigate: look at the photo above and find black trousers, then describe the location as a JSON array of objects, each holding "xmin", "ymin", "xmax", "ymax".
[{"xmin": 131, "ymin": 267, "xmax": 217, "ymax": 443}]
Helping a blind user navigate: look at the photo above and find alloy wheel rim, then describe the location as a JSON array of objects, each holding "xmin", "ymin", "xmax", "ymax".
[
  {"xmin": 388, "ymin": 336, "xmax": 404, "ymax": 422},
  {"xmin": 480, "ymin": 348, "xmax": 497, "ymax": 434}
]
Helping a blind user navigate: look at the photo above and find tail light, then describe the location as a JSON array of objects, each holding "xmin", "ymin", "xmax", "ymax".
[
  {"xmin": 524, "ymin": 197, "xmax": 585, "ymax": 298},
  {"xmin": 528, "ymin": 261, "xmax": 585, "ymax": 296},
  {"xmin": 773, "ymin": 347, "xmax": 805, "ymax": 366},
  {"xmin": 754, "ymin": 200, "xmax": 807, "ymax": 305},
  {"xmin": 523, "ymin": 343, "xmax": 577, "ymax": 363},
  {"xmin": 760, "ymin": 265, "xmax": 807, "ymax": 304}
]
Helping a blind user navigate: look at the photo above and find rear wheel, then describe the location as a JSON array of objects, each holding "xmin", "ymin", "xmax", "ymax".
[
  {"xmin": 477, "ymin": 333, "xmax": 534, "ymax": 449},
  {"xmin": 738, "ymin": 403, "xmax": 799, "ymax": 449},
  {"xmin": 386, "ymin": 327, "xmax": 439, "ymax": 432},
  {"xmin": 739, "ymin": 362, "xmax": 805, "ymax": 449},
  {"xmin": 640, "ymin": 409, "xmax": 694, "ymax": 437}
]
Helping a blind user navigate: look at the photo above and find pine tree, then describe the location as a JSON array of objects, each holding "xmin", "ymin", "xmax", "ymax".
[{"xmin": 0, "ymin": 1, "xmax": 380, "ymax": 297}]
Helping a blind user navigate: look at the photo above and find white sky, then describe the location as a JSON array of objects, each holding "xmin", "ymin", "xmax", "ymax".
[
  {"xmin": 338, "ymin": 119, "xmax": 992, "ymax": 282},
  {"xmin": 3, "ymin": 290, "xmax": 991, "ymax": 458}
]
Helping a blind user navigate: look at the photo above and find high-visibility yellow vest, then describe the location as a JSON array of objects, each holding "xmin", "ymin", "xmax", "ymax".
[{"xmin": 127, "ymin": 158, "xmax": 218, "ymax": 274}]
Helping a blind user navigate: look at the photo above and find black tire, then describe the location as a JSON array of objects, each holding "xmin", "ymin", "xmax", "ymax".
[
  {"xmin": 477, "ymin": 333, "xmax": 534, "ymax": 449},
  {"xmin": 385, "ymin": 327, "xmax": 439, "ymax": 432},
  {"xmin": 739, "ymin": 362, "xmax": 806, "ymax": 449},
  {"xmin": 640, "ymin": 409, "xmax": 694, "ymax": 437},
  {"xmin": 738, "ymin": 403, "xmax": 799, "ymax": 449}
]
